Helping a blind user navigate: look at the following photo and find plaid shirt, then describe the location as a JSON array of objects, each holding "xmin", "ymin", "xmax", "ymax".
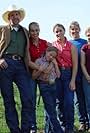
[{"xmin": 35, "ymin": 56, "xmax": 57, "ymax": 83}]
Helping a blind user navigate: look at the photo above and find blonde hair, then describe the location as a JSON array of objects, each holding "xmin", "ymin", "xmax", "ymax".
[
  {"xmin": 85, "ymin": 27, "xmax": 90, "ymax": 35},
  {"xmin": 69, "ymin": 21, "xmax": 81, "ymax": 31}
]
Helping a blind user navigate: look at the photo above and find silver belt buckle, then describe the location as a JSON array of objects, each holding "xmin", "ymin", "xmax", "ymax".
[{"xmin": 12, "ymin": 55, "xmax": 21, "ymax": 60}]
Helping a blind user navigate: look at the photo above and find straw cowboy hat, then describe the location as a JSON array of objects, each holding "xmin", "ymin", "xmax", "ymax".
[{"xmin": 2, "ymin": 5, "xmax": 25, "ymax": 23}]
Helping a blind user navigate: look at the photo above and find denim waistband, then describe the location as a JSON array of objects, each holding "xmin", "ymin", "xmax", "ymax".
[{"xmin": 60, "ymin": 66, "xmax": 72, "ymax": 70}]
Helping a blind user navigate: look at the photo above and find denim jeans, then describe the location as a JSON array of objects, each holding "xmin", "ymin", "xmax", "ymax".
[
  {"xmin": 56, "ymin": 69, "xmax": 74, "ymax": 130},
  {"xmin": 0, "ymin": 58, "xmax": 34, "ymax": 133},
  {"xmin": 38, "ymin": 81, "xmax": 64, "ymax": 133},
  {"xmin": 75, "ymin": 79, "xmax": 89, "ymax": 124},
  {"xmin": 83, "ymin": 76, "xmax": 90, "ymax": 127},
  {"xmin": 29, "ymin": 76, "xmax": 37, "ymax": 131}
]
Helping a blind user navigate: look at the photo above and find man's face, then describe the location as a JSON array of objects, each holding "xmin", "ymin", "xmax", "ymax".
[{"xmin": 8, "ymin": 11, "xmax": 21, "ymax": 26}]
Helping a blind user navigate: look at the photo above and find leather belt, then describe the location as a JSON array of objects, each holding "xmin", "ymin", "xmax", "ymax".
[{"xmin": 3, "ymin": 54, "xmax": 23, "ymax": 61}]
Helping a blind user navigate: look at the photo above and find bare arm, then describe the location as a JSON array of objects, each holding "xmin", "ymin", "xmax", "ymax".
[
  {"xmin": 52, "ymin": 59, "xmax": 60, "ymax": 78},
  {"xmin": 81, "ymin": 50, "xmax": 90, "ymax": 82},
  {"xmin": 70, "ymin": 45, "xmax": 78, "ymax": 90},
  {"xmin": 32, "ymin": 64, "xmax": 47, "ymax": 80},
  {"xmin": 29, "ymin": 60, "xmax": 40, "ymax": 70},
  {"xmin": 32, "ymin": 69, "xmax": 42, "ymax": 80}
]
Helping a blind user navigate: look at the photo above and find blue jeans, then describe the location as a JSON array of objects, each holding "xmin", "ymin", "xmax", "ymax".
[
  {"xmin": 75, "ymin": 79, "xmax": 89, "ymax": 124},
  {"xmin": 56, "ymin": 69, "xmax": 74, "ymax": 131},
  {"xmin": 38, "ymin": 81, "xmax": 64, "ymax": 133},
  {"xmin": 83, "ymin": 76, "xmax": 90, "ymax": 127},
  {"xmin": 29, "ymin": 76, "xmax": 37, "ymax": 131},
  {"xmin": 0, "ymin": 58, "xmax": 34, "ymax": 133}
]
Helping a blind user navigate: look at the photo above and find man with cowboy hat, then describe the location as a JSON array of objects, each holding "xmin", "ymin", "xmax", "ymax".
[{"xmin": 0, "ymin": 4, "xmax": 38, "ymax": 133}]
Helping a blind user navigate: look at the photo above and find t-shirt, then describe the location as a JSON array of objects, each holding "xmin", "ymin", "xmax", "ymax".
[
  {"xmin": 81, "ymin": 44, "xmax": 90, "ymax": 75},
  {"xmin": 70, "ymin": 38, "xmax": 87, "ymax": 80}
]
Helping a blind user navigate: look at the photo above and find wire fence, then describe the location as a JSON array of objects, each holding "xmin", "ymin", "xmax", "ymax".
[{"xmin": 0, "ymin": 85, "xmax": 45, "ymax": 133}]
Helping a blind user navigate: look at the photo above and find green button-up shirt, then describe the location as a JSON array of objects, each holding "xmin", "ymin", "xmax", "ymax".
[{"xmin": 4, "ymin": 27, "xmax": 26, "ymax": 57}]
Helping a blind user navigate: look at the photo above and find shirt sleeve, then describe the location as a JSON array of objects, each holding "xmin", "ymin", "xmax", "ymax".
[{"xmin": 81, "ymin": 44, "xmax": 87, "ymax": 53}]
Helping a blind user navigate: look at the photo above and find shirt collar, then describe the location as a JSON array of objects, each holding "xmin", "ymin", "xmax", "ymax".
[{"xmin": 10, "ymin": 25, "xmax": 20, "ymax": 31}]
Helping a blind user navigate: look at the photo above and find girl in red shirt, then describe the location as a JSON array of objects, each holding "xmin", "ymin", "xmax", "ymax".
[
  {"xmin": 81, "ymin": 27, "xmax": 90, "ymax": 132},
  {"xmin": 52, "ymin": 23, "xmax": 78, "ymax": 133},
  {"xmin": 28, "ymin": 22, "xmax": 48, "ymax": 133}
]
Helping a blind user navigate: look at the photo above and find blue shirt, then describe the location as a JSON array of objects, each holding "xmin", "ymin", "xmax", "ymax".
[{"xmin": 70, "ymin": 38, "xmax": 87, "ymax": 80}]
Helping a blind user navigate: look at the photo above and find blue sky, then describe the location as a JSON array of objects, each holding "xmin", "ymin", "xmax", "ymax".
[{"xmin": 0, "ymin": 0, "xmax": 90, "ymax": 41}]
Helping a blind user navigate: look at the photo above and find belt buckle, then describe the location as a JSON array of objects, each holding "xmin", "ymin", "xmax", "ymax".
[
  {"xmin": 61, "ymin": 67, "xmax": 65, "ymax": 70},
  {"xmin": 12, "ymin": 55, "xmax": 21, "ymax": 60}
]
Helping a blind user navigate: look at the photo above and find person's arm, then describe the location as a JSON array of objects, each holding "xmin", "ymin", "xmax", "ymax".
[
  {"xmin": 0, "ymin": 26, "xmax": 8, "ymax": 69},
  {"xmin": 81, "ymin": 49, "xmax": 90, "ymax": 82},
  {"xmin": 52, "ymin": 59, "xmax": 60, "ymax": 78},
  {"xmin": 32, "ymin": 69, "xmax": 42, "ymax": 80},
  {"xmin": 29, "ymin": 60, "xmax": 40, "ymax": 70},
  {"xmin": 32, "ymin": 64, "xmax": 47, "ymax": 80},
  {"xmin": 69, "ymin": 45, "xmax": 78, "ymax": 91},
  {"xmin": 43, "ymin": 63, "xmax": 53, "ymax": 74}
]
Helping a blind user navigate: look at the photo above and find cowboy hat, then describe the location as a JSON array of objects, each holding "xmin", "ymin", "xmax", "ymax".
[{"xmin": 2, "ymin": 5, "xmax": 25, "ymax": 23}]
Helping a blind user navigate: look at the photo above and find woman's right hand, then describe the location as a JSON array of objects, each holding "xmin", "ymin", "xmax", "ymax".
[
  {"xmin": 0, "ymin": 59, "xmax": 8, "ymax": 69},
  {"xmin": 86, "ymin": 75, "xmax": 90, "ymax": 83}
]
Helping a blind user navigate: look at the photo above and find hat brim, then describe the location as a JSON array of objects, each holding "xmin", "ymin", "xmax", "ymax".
[{"xmin": 2, "ymin": 9, "xmax": 25, "ymax": 23}]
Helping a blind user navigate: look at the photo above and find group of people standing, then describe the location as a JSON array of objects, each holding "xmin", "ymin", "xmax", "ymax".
[{"xmin": 0, "ymin": 4, "xmax": 90, "ymax": 133}]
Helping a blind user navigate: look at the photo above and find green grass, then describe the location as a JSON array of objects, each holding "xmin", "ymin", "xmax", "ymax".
[
  {"xmin": 0, "ymin": 84, "xmax": 89, "ymax": 133},
  {"xmin": 0, "ymin": 84, "xmax": 44, "ymax": 133}
]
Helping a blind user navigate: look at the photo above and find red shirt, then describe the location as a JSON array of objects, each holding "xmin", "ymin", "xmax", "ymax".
[
  {"xmin": 29, "ymin": 38, "xmax": 48, "ymax": 62},
  {"xmin": 81, "ymin": 44, "xmax": 90, "ymax": 75},
  {"xmin": 52, "ymin": 38, "xmax": 72, "ymax": 67}
]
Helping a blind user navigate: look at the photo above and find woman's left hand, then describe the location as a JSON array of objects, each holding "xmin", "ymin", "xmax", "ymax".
[{"xmin": 69, "ymin": 79, "xmax": 76, "ymax": 91}]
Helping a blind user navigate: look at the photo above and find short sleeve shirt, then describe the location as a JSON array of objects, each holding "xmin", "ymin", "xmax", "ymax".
[
  {"xmin": 52, "ymin": 38, "xmax": 72, "ymax": 68},
  {"xmin": 81, "ymin": 44, "xmax": 90, "ymax": 75},
  {"xmin": 29, "ymin": 38, "xmax": 48, "ymax": 62},
  {"xmin": 35, "ymin": 56, "xmax": 57, "ymax": 82}
]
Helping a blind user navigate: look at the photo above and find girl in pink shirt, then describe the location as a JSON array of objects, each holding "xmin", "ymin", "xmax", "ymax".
[{"xmin": 52, "ymin": 23, "xmax": 78, "ymax": 133}]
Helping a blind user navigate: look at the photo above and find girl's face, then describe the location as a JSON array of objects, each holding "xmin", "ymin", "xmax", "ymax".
[
  {"xmin": 29, "ymin": 24, "xmax": 40, "ymax": 39},
  {"xmin": 45, "ymin": 51, "xmax": 57, "ymax": 61},
  {"xmin": 69, "ymin": 25, "xmax": 80, "ymax": 39},
  {"xmin": 86, "ymin": 31, "xmax": 90, "ymax": 42},
  {"xmin": 54, "ymin": 26, "xmax": 65, "ymax": 40}
]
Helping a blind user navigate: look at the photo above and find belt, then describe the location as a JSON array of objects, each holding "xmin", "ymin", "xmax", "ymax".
[
  {"xmin": 3, "ymin": 54, "xmax": 23, "ymax": 61},
  {"xmin": 60, "ymin": 66, "xmax": 71, "ymax": 70}
]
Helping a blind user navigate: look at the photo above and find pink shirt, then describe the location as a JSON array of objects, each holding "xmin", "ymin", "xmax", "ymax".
[{"xmin": 52, "ymin": 38, "xmax": 72, "ymax": 68}]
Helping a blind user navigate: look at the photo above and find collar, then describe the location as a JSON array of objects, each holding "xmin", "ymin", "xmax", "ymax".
[{"xmin": 10, "ymin": 25, "xmax": 20, "ymax": 31}]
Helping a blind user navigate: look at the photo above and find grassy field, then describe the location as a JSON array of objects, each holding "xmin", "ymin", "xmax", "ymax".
[{"xmin": 0, "ymin": 84, "xmax": 89, "ymax": 133}]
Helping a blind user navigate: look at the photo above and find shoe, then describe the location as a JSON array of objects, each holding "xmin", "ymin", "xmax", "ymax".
[
  {"xmin": 30, "ymin": 130, "xmax": 36, "ymax": 133},
  {"xmin": 88, "ymin": 128, "xmax": 90, "ymax": 132},
  {"xmin": 85, "ymin": 123, "xmax": 89, "ymax": 131},
  {"xmin": 78, "ymin": 124, "xmax": 85, "ymax": 132}
]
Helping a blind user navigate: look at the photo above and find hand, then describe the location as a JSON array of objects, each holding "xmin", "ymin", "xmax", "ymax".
[
  {"xmin": 39, "ymin": 64, "xmax": 47, "ymax": 72},
  {"xmin": 69, "ymin": 79, "xmax": 76, "ymax": 91},
  {"xmin": 86, "ymin": 75, "xmax": 90, "ymax": 83},
  {"xmin": 52, "ymin": 58, "xmax": 57, "ymax": 65},
  {"xmin": 0, "ymin": 59, "xmax": 8, "ymax": 69}
]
